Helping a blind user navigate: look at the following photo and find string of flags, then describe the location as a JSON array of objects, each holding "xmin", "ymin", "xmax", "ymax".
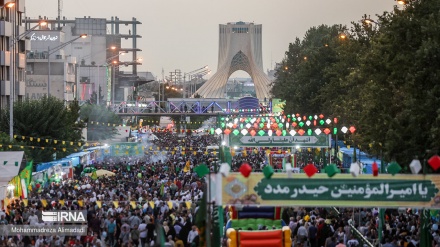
[
  {"xmin": 12, "ymin": 135, "xmax": 99, "ymax": 147},
  {"xmin": 0, "ymin": 144, "xmax": 80, "ymax": 152}
]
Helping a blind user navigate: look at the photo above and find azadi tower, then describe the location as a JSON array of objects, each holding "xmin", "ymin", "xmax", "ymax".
[{"xmin": 194, "ymin": 22, "xmax": 271, "ymax": 99}]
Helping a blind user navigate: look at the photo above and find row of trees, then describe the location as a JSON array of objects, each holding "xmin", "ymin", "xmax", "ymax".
[
  {"xmin": 0, "ymin": 97, "xmax": 120, "ymax": 163},
  {"xmin": 271, "ymin": 0, "xmax": 440, "ymax": 166}
]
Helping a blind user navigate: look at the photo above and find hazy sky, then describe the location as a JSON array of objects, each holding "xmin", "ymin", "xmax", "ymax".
[{"xmin": 26, "ymin": 0, "xmax": 396, "ymax": 79}]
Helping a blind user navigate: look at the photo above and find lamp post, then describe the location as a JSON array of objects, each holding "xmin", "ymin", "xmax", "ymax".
[
  {"xmin": 48, "ymin": 34, "xmax": 87, "ymax": 97},
  {"xmin": 183, "ymin": 65, "xmax": 208, "ymax": 98},
  {"xmin": 97, "ymin": 51, "xmax": 125, "ymax": 105},
  {"xmin": 110, "ymin": 57, "xmax": 142, "ymax": 104}
]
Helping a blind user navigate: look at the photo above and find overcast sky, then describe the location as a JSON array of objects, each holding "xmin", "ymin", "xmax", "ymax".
[{"xmin": 26, "ymin": 0, "xmax": 396, "ymax": 79}]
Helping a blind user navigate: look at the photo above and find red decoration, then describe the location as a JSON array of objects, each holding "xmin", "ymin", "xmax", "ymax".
[
  {"xmin": 239, "ymin": 163, "xmax": 252, "ymax": 178},
  {"xmin": 319, "ymin": 114, "xmax": 324, "ymax": 119},
  {"xmin": 276, "ymin": 130, "xmax": 282, "ymax": 136},
  {"xmin": 224, "ymin": 129, "xmax": 231, "ymax": 135},
  {"xmin": 304, "ymin": 164, "xmax": 318, "ymax": 177},
  {"xmin": 349, "ymin": 126, "xmax": 356, "ymax": 133},
  {"xmin": 250, "ymin": 130, "xmax": 256, "ymax": 136},
  {"xmin": 298, "ymin": 129, "xmax": 305, "ymax": 136},
  {"xmin": 428, "ymin": 155, "xmax": 440, "ymax": 171},
  {"xmin": 323, "ymin": 128, "xmax": 331, "ymax": 135},
  {"xmin": 372, "ymin": 162, "xmax": 379, "ymax": 176},
  {"xmin": 334, "ymin": 118, "xmax": 338, "ymax": 124},
  {"xmin": 292, "ymin": 122, "xmax": 297, "ymax": 127},
  {"xmin": 36, "ymin": 183, "xmax": 41, "ymax": 189}
]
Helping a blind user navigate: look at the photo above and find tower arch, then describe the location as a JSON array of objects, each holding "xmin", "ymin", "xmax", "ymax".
[{"xmin": 194, "ymin": 22, "xmax": 272, "ymax": 99}]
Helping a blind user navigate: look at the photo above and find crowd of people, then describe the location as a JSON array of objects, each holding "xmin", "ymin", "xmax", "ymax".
[
  {"xmin": 0, "ymin": 130, "xmax": 438, "ymax": 247},
  {"xmin": 283, "ymin": 207, "xmax": 432, "ymax": 247}
]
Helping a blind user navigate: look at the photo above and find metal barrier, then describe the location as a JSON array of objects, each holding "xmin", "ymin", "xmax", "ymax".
[{"xmin": 331, "ymin": 207, "xmax": 375, "ymax": 247}]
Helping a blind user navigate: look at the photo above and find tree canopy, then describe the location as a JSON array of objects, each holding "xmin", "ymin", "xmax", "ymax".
[
  {"xmin": 79, "ymin": 104, "xmax": 121, "ymax": 141},
  {"xmin": 271, "ymin": 0, "xmax": 440, "ymax": 166},
  {"xmin": 0, "ymin": 97, "xmax": 85, "ymax": 162}
]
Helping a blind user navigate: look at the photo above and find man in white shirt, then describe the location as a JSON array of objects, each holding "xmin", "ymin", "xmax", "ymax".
[
  {"xmin": 28, "ymin": 211, "xmax": 39, "ymax": 226},
  {"xmin": 138, "ymin": 220, "xmax": 148, "ymax": 247},
  {"xmin": 187, "ymin": 225, "xmax": 199, "ymax": 245},
  {"xmin": 34, "ymin": 236, "xmax": 45, "ymax": 247}
]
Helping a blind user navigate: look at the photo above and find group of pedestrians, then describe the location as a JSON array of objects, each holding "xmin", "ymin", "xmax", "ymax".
[{"xmin": 285, "ymin": 207, "xmax": 430, "ymax": 247}]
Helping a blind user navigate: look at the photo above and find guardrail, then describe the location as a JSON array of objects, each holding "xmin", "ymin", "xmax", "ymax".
[{"xmin": 331, "ymin": 207, "xmax": 375, "ymax": 247}]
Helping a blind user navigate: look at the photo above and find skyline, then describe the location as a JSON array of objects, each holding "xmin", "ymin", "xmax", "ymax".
[{"xmin": 26, "ymin": 0, "xmax": 396, "ymax": 79}]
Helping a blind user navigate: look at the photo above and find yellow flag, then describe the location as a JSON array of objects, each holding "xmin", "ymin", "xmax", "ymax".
[
  {"xmin": 185, "ymin": 201, "xmax": 191, "ymax": 209},
  {"xmin": 96, "ymin": 201, "xmax": 102, "ymax": 208},
  {"xmin": 78, "ymin": 200, "xmax": 84, "ymax": 207},
  {"xmin": 183, "ymin": 161, "xmax": 191, "ymax": 173},
  {"xmin": 130, "ymin": 201, "xmax": 137, "ymax": 209},
  {"xmin": 149, "ymin": 201, "xmax": 155, "ymax": 209},
  {"xmin": 167, "ymin": 201, "xmax": 173, "ymax": 209},
  {"xmin": 41, "ymin": 199, "xmax": 48, "ymax": 208},
  {"xmin": 4, "ymin": 198, "xmax": 9, "ymax": 211},
  {"xmin": 22, "ymin": 199, "xmax": 28, "ymax": 207},
  {"xmin": 59, "ymin": 200, "xmax": 65, "ymax": 206},
  {"xmin": 113, "ymin": 201, "xmax": 119, "ymax": 208}
]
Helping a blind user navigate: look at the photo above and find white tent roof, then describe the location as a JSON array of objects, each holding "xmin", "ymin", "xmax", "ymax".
[{"xmin": 0, "ymin": 151, "xmax": 24, "ymax": 200}]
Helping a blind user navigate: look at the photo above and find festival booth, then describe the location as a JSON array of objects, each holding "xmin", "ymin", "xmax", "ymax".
[
  {"xmin": 337, "ymin": 147, "xmax": 382, "ymax": 174},
  {"xmin": 33, "ymin": 163, "xmax": 66, "ymax": 185},
  {"xmin": 0, "ymin": 152, "xmax": 24, "ymax": 202},
  {"xmin": 83, "ymin": 146, "xmax": 110, "ymax": 163}
]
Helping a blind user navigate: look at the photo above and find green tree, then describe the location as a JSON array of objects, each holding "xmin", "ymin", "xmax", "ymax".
[
  {"xmin": 271, "ymin": 24, "xmax": 347, "ymax": 115},
  {"xmin": 355, "ymin": 0, "xmax": 440, "ymax": 163},
  {"xmin": 79, "ymin": 104, "xmax": 121, "ymax": 141},
  {"xmin": 0, "ymin": 97, "xmax": 84, "ymax": 162}
]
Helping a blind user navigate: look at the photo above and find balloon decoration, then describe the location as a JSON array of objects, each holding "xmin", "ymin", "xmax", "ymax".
[
  {"xmin": 239, "ymin": 163, "xmax": 252, "ymax": 178},
  {"xmin": 324, "ymin": 164, "xmax": 340, "ymax": 178},
  {"xmin": 263, "ymin": 165, "xmax": 274, "ymax": 179},
  {"xmin": 304, "ymin": 163, "xmax": 318, "ymax": 178}
]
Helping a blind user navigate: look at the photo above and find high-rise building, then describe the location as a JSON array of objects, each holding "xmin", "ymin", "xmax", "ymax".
[
  {"xmin": 25, "ymin": 16, "xmax": 143, "ymax": 104},
  {"xmin": 0, "ymin": 0, "xmax": 27, "ymax": 109},
  {"xmin": 195, "ymin": 21, "xmax": 272, "ymax": 99}
]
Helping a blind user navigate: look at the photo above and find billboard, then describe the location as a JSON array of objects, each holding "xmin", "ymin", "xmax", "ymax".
[{"xmin": 219, "ymin": 173, "xmax": 440, "ymax": 208}]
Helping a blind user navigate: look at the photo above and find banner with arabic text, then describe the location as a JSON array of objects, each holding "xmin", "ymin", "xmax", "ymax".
[{"xmin": 221, "ymin": 173, "xmax": 440, "ymax": 208}]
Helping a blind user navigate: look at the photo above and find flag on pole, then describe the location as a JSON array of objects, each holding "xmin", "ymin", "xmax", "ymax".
[
  {"xmin": 91, "ymin": 170, "xmax": 98, "ymax": 180},
  {"xmin": 19, "ymin": 161, "xmax": 33, "ymax": 197},
  {"xmin": 195, "ymin": 189, "xmax": 207, "ymax": 247},
  {"xmin": 156, "ymin": 222, "xmax": 166, "ymax": 247},
  {"xmin": 19, "ymin": 161, "xmax": 33, "ymax": 185}
]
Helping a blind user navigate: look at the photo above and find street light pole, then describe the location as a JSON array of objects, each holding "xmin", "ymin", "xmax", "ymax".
[{"xmin": 9, "ymin": 3, "xmax": 15, "ymax": 141}]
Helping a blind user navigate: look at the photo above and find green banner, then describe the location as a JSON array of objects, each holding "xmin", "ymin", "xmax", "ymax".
[
  {"xmin": 221, "ymin": 173, "xmax": 440, "ymax": 208},
  {"xmin": 229, "ymin": 134, "xmax": 330, "ymax": 147}
]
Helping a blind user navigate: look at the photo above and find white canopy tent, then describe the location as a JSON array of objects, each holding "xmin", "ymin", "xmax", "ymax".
[{"xmin": 0, "ymin": 151, "xmax": 24, "ymax": 201}]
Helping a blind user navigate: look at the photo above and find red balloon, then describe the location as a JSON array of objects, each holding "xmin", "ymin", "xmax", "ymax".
[
  {"xmin": 239, "ymin": 163, "xmax": 252, "ymax": 178},
  {"xmin": 36, "ymin": 184, "xmax": 41, "ymax": 189}
]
